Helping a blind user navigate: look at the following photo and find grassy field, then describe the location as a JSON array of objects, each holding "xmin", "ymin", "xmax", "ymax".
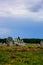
[
  {"xmin": 0, "ymin": 44, "xmax": 43, "ymax": 65},
  {"xmin": 26, "ymin": 43, "xmax": 41, "ymax": 47}
]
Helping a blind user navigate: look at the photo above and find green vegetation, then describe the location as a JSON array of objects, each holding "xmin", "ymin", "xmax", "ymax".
[
  {"xmin": 26, "ymin": 43, "xmax": 41, "ymax": 47},
  {"xmin": 0, "ymin": 38, "xmax": 6, "ymax": 43},
  {"xmin": 0, "ymin": 45, "xmax": 43, "ymax": 65},
  {"xmin": 22, "ymin": 38, "xmax": 41, "ymax": 44}
]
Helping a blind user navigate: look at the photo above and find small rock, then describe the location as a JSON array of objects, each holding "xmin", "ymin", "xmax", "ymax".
[{"xmin": 10, "ymin": 55, "xmax": 17, "ymax": 58}]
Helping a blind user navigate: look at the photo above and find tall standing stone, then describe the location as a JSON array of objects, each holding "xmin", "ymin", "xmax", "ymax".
[{"xmin": 6, "ymin": 36, "xmax": 13, "ymax": 46}]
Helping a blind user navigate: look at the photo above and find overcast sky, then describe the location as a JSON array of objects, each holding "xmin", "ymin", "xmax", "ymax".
[{"xmin": 0, "ymin": 0, "xmax": 43, "ymax": 38}]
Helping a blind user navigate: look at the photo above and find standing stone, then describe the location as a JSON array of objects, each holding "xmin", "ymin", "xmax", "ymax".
[
  {"xmin": 14, "ymin": 37, "xmax": 26, "ymax": 46},
  {"xmin": 6, "ymin": 36, "xmax": 13, "ymax": 46},
  {"xmin": 40, "ymin": 41, "xmax": 43, "ymax": 46}
]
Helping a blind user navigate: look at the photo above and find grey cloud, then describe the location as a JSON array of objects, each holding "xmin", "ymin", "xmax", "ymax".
[
  {"xmin": 30, "ymin": 3, "xmax": 42, "ymax": 12},
  {"xmin": 29, "ymin": 0, "xmax": 43, "ymax": 12}
]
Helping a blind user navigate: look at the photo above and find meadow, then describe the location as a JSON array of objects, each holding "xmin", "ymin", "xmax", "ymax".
[{"xmin": 0, "ymin": 44, "xmax": 43, "ymax": 65}]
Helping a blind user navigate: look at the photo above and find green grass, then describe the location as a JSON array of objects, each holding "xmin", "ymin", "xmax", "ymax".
[
  {"xmin": 0, "ymin": 45, "xmax": 43, "ymax": 65},
  {"xmin": 26, "ymin": 43, "xmax": 40, "ymax": 47}
]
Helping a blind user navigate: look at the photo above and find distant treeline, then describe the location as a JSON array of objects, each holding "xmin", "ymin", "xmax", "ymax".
[
  {"xmin": 0, "ymin": 38, "xmax": 6, "ymax": 43},
  {"xmin": 0, "ymin": 38, "xmax": 43, "ymax": 44},
  {"xmin": 22, "ymin": 38, "xmax": 43, "ymax": 44}
]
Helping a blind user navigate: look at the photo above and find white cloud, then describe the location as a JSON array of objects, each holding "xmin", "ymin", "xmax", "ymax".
[
  {"xmin": 0, "ymin": 0, "xmax": 43, "ymax": 19},
  {"xmin": 0, "ymin": 28, "xmax": 9, "ymax": 35}
]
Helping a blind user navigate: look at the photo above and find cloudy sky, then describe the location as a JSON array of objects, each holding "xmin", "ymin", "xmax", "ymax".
[{"xmin": 0, "ymin": 0, "xmax": 43, "ymax": 38}]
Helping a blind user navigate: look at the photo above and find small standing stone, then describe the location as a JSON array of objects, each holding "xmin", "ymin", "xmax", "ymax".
[{"xmin": 40, "ymin": 41, "xmax": 43, "ymax": 46}]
